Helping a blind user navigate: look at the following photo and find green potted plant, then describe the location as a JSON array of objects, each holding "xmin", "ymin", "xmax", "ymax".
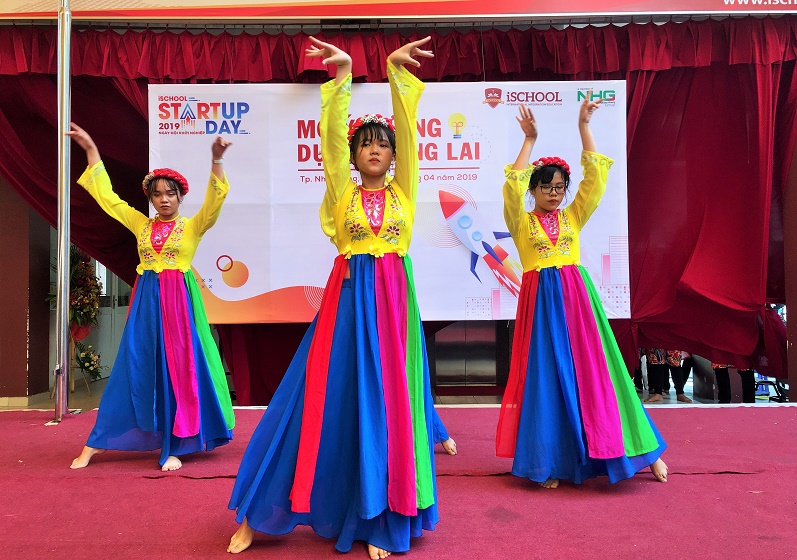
[
  {"xmin": 47, "ymin": 245, "xmax": 102, "ymax": 342},
  {"xmin": 74, "ymin": 341, "xmax": 105, "ymax": 381}
]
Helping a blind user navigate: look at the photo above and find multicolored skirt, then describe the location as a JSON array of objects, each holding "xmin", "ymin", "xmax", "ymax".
[
  {"xmin": 496, "ymin": 264, "xmax": 665, "ymax": 483},
  {"xmin": 86, "ymin": 269, "xmax": 234, "ymax": 466},
  {"xmin": 229, "ymin": 253, "xmax": 438, "ymax": 553}
]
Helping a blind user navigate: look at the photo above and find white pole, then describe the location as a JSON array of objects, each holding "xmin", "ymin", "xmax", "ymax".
[{"xmin": 53, "ymin": 0, "xmax": 72, "ymax": 422}]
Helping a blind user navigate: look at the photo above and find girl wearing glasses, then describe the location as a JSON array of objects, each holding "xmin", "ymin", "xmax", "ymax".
[{"xmin": 496, "ymin": 98, "xmax": 668, "ymax": 489}]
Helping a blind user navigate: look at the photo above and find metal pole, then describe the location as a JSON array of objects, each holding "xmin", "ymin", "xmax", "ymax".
[
  {"xmin": 53, "ymin": 0, "xmax": 72, "ymax": 422},
  {"xmin": 785, "ymin": 123, "xmax": 797, "ymax": 400}
]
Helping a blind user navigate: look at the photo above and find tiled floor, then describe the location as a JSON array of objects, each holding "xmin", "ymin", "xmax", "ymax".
[
  {"xmin": 0, "ymin": 378, "xmax": 107, "ymax": 413},
  {"xmin": 5, "ymin": 381, "xmax": 503, "ymax": 410},
  {"xmin": 433, "ymin": 377, "xmax": 712, "ymax": 406},
  {"xmin": 3, "ymin": 373, "xmax": 779, "ymax": 412},
  {"xmin": 435, "ymin": 394, "xmax": 503, "ymax": 405},
  {"xmin": 437, "ymin": 367, "xmax": 781, "ymax": 407}
]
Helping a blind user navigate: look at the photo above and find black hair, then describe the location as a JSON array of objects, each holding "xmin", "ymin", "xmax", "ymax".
[
  {"xmin": 146, "ymin": 177, "xmax": 185, "ymax": 201},
  {"xmin": 349, "ymin": 123, "xmax": 397, "ymax": 167},
  {"xmin": 529, "ymin": 165, "xmax": 571, "ymax": 191}
]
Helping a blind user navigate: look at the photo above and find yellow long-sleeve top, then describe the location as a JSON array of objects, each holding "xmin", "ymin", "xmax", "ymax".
[
  {"xmin": 319, "ymin": 60, "xmax": 424, "ymax": 257},
  {"xmin": 78, "ymin": 161, "xmax": 229, "ymax": 274},
  {"xmin": 503, "ymin": 151, "xmax": 614, "ymax": 272}
]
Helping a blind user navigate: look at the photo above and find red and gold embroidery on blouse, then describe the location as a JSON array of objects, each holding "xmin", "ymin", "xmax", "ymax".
[
  {"xmin": 533, "ymin": 209, "xmax": 561, "ymax": 246},
  {"xmin": 528, "ymin": 209, "xmax": 574, "ymax": 261},
  {"xmin": 140, "ymin": 217, "xmax": 185, "ymax": 268},
  {"xmin": 362, "ymin": 188, "xmax": 386, "ymax": 236},
  {"xmin": 150, "ymin": 219, "xmax": 177, "ymax": 254},
  {"xmin": 344, "ymin": 184, "xmax": 407, "ymax": 247}
]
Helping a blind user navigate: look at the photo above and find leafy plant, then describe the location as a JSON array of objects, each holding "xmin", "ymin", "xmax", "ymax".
[
  {"xmin": 46, "ymin": 245, "xmax": 102, "ymax": 327},
  {"xmin": 74, "ymin": 341, "xmax": 104, "ymax": 381}
]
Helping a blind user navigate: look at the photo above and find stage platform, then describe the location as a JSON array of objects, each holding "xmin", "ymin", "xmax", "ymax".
[{"xmin": 1, "ymin": 405, "xmax": 795, "ymax": 559}]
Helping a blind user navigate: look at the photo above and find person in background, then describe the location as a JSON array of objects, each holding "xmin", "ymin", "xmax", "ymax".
[
  {"xmin": 666, "ymin": 350, "xmax": 691, "ymax": 403},
  {"xmin": 713, "ymin": 363, "xmax": 756, "ymax": 404},
  {"xmin": 641, "ymin": 348, "xmax": 669, "ymax": 404}
]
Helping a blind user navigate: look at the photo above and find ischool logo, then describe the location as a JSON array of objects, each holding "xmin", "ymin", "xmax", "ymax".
[
  {"xmin": 577, "ymin": 89, "xmax": 617, "ymax": 106},
  {"xmin": 483, "ymin": 87, "xmax": 504, "ymax": 108},
  {"xmin": 157, "ymin": 95, "xmax": 251, "ymax": 135},
  {"xmin": 503, "ymin": 90, "xmax": 563, "ymax": 106}
]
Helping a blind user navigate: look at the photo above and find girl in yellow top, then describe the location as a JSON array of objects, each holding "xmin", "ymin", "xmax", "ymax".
[
  {"xmin": 67, "ymin": 124, "xmax": 234, "ymax": 472},
  {"xmin": 496, "ymin": 99, "xmax": 668, "ymax": 488},
  {"xmin": 228, "ymin": 37, "xmax": 438, "ymax": 559}
]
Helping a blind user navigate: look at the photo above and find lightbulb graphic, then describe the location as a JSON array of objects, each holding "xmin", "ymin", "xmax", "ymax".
[{"xmin": 447, "ymin": 113, "xmax": 466, "ymax": 139}]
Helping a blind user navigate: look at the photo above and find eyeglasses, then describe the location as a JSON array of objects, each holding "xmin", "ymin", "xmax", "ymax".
[{"xmin": 537, "ymin": 183, "xmax": 566, "ymax": 195}]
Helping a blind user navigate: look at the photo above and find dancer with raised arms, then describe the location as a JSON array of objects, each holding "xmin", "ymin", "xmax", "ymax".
[
  {"xmin": 67, "ymin": 124, "xmax": 235, "ymax": 472},
  {"xmin": 495, "ymin": 98, "xmax": 668, "ymax": 488},
  {"xmin": 227, "ymin": 36, "xmax": 438, "ymax": 559}
]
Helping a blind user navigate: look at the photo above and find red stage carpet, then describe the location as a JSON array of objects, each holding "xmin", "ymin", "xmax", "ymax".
[{"xmin": 1, "ymin": 406, "xmax": 795, "ymax": 559}]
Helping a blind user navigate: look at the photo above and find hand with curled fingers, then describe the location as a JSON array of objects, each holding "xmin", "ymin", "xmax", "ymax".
[{"xmin": 388, "ymin": 36, "xmax": 434, "ymax": 68}]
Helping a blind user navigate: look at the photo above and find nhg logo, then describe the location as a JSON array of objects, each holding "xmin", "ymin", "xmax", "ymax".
[
  {"xmin": 577, "ymin": 90, "xmax": 616, "ymax": 104},
  {"xmin": 483, "ymin": 88, "xmax": 503, "ymax": 109}
]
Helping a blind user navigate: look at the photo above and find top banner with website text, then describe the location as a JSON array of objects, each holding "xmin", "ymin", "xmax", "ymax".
[
  {"xmin": 148, "ymin": 80, "xmax": 630, "ymax": 323},
  {"xmin": 3, "ymin": 0, "xmax": 791, "ymax": 20}
]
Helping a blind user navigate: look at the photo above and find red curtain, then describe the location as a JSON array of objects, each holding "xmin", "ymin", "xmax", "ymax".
[
  {"xmin": 1, "ymin": 18, "xmax": 794, "ymax": 403},
  {"xmin": 217, "ymin": 323, "xmax": 309, "ymax": 406}
]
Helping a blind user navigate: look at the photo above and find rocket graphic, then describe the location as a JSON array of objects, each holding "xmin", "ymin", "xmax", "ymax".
[{"xmin": 438, "ymin": 190, "xmax": 522, "ymax": 297}]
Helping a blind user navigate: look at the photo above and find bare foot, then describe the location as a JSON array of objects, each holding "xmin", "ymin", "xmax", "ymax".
[
  {"xmin": 70, "ymin": 446, "xmax": 104, "ymax": 469},
  {"xmin": 651, "ymin": 458, "xmax": 668, "ymax": 482},
  {"xmin": 367, "ymin": 543, "xmax": 391, "ymax": 559},
  {"xmin": 227, "ymin": 518, "xmax": 255, "ymax": 554},
  {"xmin": 161, "ymin": 455, "xmax": 182, "ymax": 471},
  {"xmin": 643, "ymin": 394, "xmax": 664, "ymax": 404},
  {"xmin": 441, "ymin": 437, "xmax": 457, "ymax": 455},
  {"xmin": 676, "ymin": 394, "xmax": 693, "ymax": 403},
  {"xmin": 539, "ymin": 478, "xmax": 559, "ymax": 489}
]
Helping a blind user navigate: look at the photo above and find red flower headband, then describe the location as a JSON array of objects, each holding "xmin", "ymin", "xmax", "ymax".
[
  {"xmin": 532, "ymin": 156, "xmax": 570, "ymax": 175},
  {"xmin": 142, "ymin": 168, "xmax": 189, "ymax": 196},
  {"xmin": 347, "ymin": 114, "xmax": 396, "ymax": 146}
]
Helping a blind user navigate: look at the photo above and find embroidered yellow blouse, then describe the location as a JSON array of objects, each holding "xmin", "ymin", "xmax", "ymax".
[
  {"xmin": 78, "ymin": 161, "xmax": 229, "ymax": 274},
  {"xmin": 503, "ymin": 150, "xmax": 614, "ymax": 272},
  {"xmin": 319, "ymin": 60, "xmax": 424, "ymax": 257}
]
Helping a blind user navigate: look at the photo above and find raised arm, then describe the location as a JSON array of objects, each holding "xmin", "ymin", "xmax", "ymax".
[
  {"xmin": 578, "ymin": 91, "xmax": 601, "ymax": 153},
  {"xmin": 308, "ymin": 36, "xmax": 354, "ymax": 238},
  {"xmin": 67, "ymin": 122, "xmax": 146, "ymax": 234},
  {"xmin": 210, "ymin": 135, "xmax": 231, "ymax": 186},
  {"xmin": 511, "ymin": 105, "xmax": 537, "ymax": 171},
  {"xmin": 387, "ymin": 37, "xmax": 433, "ymax": 207},
  {"xmin": 192, "ymin": 136, "xmax": 232, "ymax": 235},
  {"xmin": 67, "ymin": 122, "xmax": 101, "ymax": 167},
  {"xmin": 503, "ymin": 106, "xmax": 537, "ymax": 237},
  {"xmin": 569, "ymin": 93, "xmax": 613, "ymax": 228},
  {"xmin": 307, "ymin": 35, "xmax": 352, "ymax": 86}
]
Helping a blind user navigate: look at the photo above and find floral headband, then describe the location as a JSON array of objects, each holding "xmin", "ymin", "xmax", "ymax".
[
  {"xmin": 532, "ymin": 156, "xmax": 570, "ymax": 176},
  {"xmin": 142, "ymin": 168, "xmax": 189, "ymax": 196},
  {"xmin": 347, "ymin": 114, "xmax": 396, "ymax": 146}
]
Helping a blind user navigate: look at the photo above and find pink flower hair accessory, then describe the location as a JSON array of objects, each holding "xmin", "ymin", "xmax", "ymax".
[
  {"xmin": 142, "ymin": 168, "xmax": 189, "ymax": 196},
  {"xmin": 532, "ymin": 156, "xmax": 570, "ymax": 175},
  {"xmin": 347, "ymin": 114, "xmax": 396, "ymax": 146}
]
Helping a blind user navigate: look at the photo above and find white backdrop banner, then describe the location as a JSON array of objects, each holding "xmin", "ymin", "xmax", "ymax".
[{"xmin": 148, "ymin": 80, "xmax": 629, "ymax": 323}]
